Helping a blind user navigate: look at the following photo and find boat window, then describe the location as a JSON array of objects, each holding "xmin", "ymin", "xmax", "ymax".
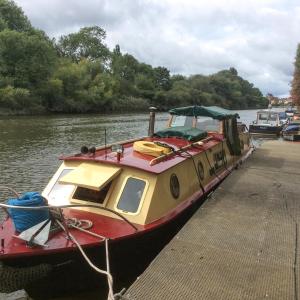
[
  {"xmin": 117, "ymin": 178, "xmax": 146, "ymax": 213},
  {"xmin": 48, "ymin": 169, "xmax": 74, "ymax": 205},
  {"xmin": 196, "ymin": 117, "xmax": 220, "ymax": 132},
  {"xmin": 73, "ymin": 181, "xmax": 112, "ymax": 204},
  {"xmin": 171, "ymin": 115, "xmax": 192, "ymax": 127},
  {"xmin": 269, "ymin": 113, "xmax": 277, "ymax": 121},
  {"xmin": 170, "ymin": 173, "xmax": 180, "ymax": 199},
  {"xmin": 279, "ymin": 112, "xmax": 287, "ymax": 120},
  {"xmin": 258, "ymin": 113, "xmax": 268, "ymax": 121}
]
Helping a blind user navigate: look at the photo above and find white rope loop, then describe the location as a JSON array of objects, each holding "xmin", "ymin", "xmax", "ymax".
[{"xmin": 56, "ymin": 220, "xmax": 115, "ymax": 300}]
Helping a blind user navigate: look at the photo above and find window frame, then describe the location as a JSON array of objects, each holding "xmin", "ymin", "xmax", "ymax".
[
  {"xmin": 47, "ymin": 168, "xmax": 75, "ymax": 204},
  {"xmin": 70, "ymin": 179, "xmax": 115, "ymax": 207},
  {"xmin": 114, "ymin": 176, "xmax": 149, "ymax": 215}
]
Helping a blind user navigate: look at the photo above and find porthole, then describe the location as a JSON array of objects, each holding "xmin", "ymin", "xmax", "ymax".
[
  {"xmin": 170, "ymin": 173, "xmax": 180, "ymax": 199},
  {"xmin": 197, "ymin": 161, "xmax": 205, "ymax": 180}
]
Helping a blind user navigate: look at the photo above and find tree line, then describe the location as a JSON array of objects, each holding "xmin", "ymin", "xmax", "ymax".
[
  {"xmin": 0, "ymin": 0, "xmax": 268, "ymax": 115},
  {"xmin": 291, "ymin": 44, "xmax": 300, "ymax": 109}
]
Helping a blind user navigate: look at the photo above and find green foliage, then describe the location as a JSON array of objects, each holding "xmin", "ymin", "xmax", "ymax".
[
  {"xmin": 0, "ymin": 29, "xmax": 57, "ymax": 89},
  {"xmin": 0, "ymin": 85, "xmax": 44, "ymax": 113},
  {"xmin": 151, "ymin": 69, "xmax": 267, "ymax": 110},
  {"xmin": 291, "ymin": 44, "xmax": 300, "ymax": 108},
  {"xmin": 153, "ymin": 66, "xmax": 171, "ymax": 91},
  {"xmin": 57, "ymin": 26, "xmax": 109, "ymax": 63},
  {"xmin": 0, "ymin": 85, "xmax": 29, "ymax": 109},
  {"xmin": 0, "ymin": 0, "xmax": 267, "ymax": 115},
  {"xmin": 0, "ymin": 0, "xmax": 32, "ymax": 32}
]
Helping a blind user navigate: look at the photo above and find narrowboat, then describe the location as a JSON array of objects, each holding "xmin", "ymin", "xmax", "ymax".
[
  {"xmin": 0, "ymin": 106, "xmax": 252, "ymax": 296},
  {"xmin": 249, "ymin": 110, "xmax": 283, "ymax": 136}
]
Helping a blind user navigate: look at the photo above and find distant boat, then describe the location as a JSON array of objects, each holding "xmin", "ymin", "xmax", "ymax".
[
  {"xmin": 282, "ymin": 123, "xmax": 300, "ymax": 141},
  {"xmin": 278, "ymin": 112, "xmax": 289, "ymax": 125},
  {"xmin": 285, "ymin": 107, "xmax": 297, "ymax": 117},
  {"xmin": 282, "ymin": 113, "xmax": 300, "ymax": 141},
  {"xmin": 249, "ymin": 110, "xmax": 283, "ymax": 136}
]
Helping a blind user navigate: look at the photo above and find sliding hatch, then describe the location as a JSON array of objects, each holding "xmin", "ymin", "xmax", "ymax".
[{"xmin": 59, "ymin": 162, "xmax": 121, "ymax": 191}]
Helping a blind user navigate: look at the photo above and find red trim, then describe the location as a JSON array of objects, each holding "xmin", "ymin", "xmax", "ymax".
[{"xmin": 61, "ymin": 134, "xmax": 223, "ymax": 174}]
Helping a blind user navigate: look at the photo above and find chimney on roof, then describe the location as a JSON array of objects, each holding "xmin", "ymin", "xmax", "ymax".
[{"xmin": 148, "ymin": 107, "xmax": 157, "ymax": 137}]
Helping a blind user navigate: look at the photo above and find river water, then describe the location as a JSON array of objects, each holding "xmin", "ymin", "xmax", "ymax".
[
  {"xmin": 0, "ymin": 110, "xmax": 260, "ymax": 195},
  {"xmin": 0, "ymin": 109, "xmax": 277, "ymax": 299}
]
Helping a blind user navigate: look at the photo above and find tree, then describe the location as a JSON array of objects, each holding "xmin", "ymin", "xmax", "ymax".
[
  {"xmin": 291, "ymin": 43, "xmax": 300, "ymax": 109},
  {"xmin": 57, "ymin": 26, "xmax": 110, "ymax": 63},
  {"xmin": 0, "ymin": 0, "xmax": 32, "ymax": 32},
  {"xmin": 229, "ymin": 67, "xmax": 238, "ymax": 76},
  {"xmin": 0, "ymin": 29, "xmax": 57, "ymax": 89},
  {"xmin": 153, "ymin": 66, "xmax": 171, "ymax": 90}
]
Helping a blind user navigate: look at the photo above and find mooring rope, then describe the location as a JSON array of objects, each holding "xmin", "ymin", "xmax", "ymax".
[
  {"xmin": 56, "ymin": 220, "xmax": 115, "ymax": 300},
  {"xmin": 179, "ymin": 149, "xmax": 205, "ymax": 194}
]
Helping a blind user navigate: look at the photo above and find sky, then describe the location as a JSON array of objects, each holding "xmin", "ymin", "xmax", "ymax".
[{"xmin": 14, "ymin": 0, "xmax": 300, "ymax": 97}]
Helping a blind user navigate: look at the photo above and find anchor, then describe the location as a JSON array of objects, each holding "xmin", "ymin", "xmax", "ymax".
[{"xmin": 14, "ymin": 219, "xmax": 52, "ymax": 247}]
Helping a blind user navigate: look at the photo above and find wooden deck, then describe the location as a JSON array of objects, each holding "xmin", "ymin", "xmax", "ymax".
[{"xmin": 125, "ymin": 140, "xmax": 300, "ymax": 300}]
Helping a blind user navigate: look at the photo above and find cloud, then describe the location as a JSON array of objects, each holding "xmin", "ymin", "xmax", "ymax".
[{"xmin": 14, "ymin": 0, "xmax": 300, "ymax": 96}]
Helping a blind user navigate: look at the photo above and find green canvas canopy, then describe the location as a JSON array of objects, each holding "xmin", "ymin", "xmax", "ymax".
[
  {"xmin": 169, "ymin": 106, "xmax": 239, "ymax": 120},
  {"xmin": 154, "ymin": 126, "xmax": 208, "ymax": 142}
]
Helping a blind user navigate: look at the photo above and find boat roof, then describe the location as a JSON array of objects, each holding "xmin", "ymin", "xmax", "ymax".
[
  {"xmin": 169, "ymin": 106, "xmax": 239, "ymax": 120},
  {"xmin": 257, "ymin": 110, "xmax": 280, "ymax": 115},
  {"xmin": 285, "ymin": 107, "xmax": 297, "ymax": 112},
  {"xmin": 61, "ymin": 134, "xmax": 222, "ymax": 174}
]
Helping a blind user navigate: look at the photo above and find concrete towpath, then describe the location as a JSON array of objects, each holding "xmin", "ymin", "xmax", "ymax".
[{"xmin": 125, "ymin": 140, "xmax": 300, "ymax": 300}]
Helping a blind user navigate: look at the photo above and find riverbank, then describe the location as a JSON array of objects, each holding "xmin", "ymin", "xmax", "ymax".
[
  {"xmin": 0, "ymin": 99, "xmax": 150, "ymax": 116},
  {"xmin": 0, "ymin": 104, "xmax": 267, "ymax": 116}
]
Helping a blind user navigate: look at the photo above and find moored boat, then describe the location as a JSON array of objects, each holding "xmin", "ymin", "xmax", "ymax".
[
  {"xmin": 279, "ymin": 111, "xmax": 289, "ymax": 125},
  {"xmin": 0, "ymin": 106, "xmax": 253, "ymax": 296},
  {"xmin": 285, "ymin": 106, "xmax": 297, "ymax": 118},
  {"xmin": 282, "ymin": 113, "xmax": 300, "ymax": 141},
  {"xmin": 249, "ymin": 110, "xmax": 283, "ymax": 136}
]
